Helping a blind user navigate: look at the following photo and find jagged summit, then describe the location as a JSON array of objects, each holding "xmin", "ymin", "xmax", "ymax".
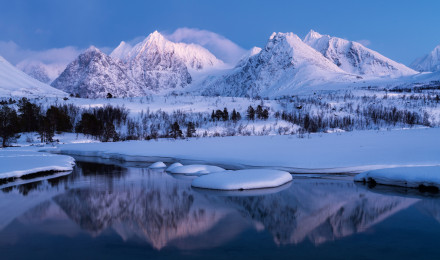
[
  {"xmin": 199, "ymin": 32, "xmax": 356, "ymax": 97},
  {"xmin": 303, "ymin": 29, "xmax": 323, "ymax": 43},
  {"xmin": 303, "ymin": 30, "xmax": 416, "ymax": 77},
  {"xmin": 51, "ymin": 46, "xmax": 142, "ymax": 98},
  {"xmin": 411, "ymin": 44, "xmax": 440, "ymax": 72}
]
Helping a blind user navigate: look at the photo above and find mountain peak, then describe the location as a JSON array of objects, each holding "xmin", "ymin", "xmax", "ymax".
[
  {"xmin": 304, "ymin": 30, "xmax": 324, "ymax": 42},
  {"xmin": 411, "ymin": 43, "xmax": 440, "ymax": 72},
  {"xmin": 85, "ymin": 45, "xmax": 101, "ymax": 54}
]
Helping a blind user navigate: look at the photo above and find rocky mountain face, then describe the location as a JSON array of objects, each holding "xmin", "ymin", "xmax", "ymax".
[
  {"xmin": 51, "ymin": 46, "xmax": 142, "ymax": 98},
  {"xmin": 51, "ymin": 31, "xmax": 224, "ymax": 98},
  {"xmin": 199, "ymin": 32, "xmax": 357, "ymax": 97},
  {"xmin": 303, "ymin": 30, "xmax": 416, "ymax": 78},
  {"xmin": 411, "ymin": 44, "xmax": 440, "ymax": 72}
]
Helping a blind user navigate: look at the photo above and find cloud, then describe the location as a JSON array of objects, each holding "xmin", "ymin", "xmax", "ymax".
[
  {"xmin": 165, "ymin": 28, "xmax": 247, "ymax": 65},
  {"xmin": 0, "ymin": 41, "xmax": 82, "ymax": 66},
  {"xmin": 356, "ymin": 39, "xmax": 371, "ymax": 47}
]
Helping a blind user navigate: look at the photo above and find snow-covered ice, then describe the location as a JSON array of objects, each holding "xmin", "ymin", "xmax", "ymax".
[
  {"xmin": 354, "ymin": 166, "xmax": 440, "ymax": 189},
  {"xmin": 51, "ymin": 128, "xmax": 440, "ymax": 173},
  {"xmin": 169, "ymin": 164, "xmax": 225, "ymax": 175},
  {"xmin": 0, "ymin": 149, "xmax": 75, "ymax": 179},
  {"xmin": 166, "ymin": 162, "xmax": 183, "ymax": 172},
  {"xmin": 149, "ymin": 161, "xmax": 167, "ymax": 168},
  {"xmin": 191, "ymin": 169, "xmax": 292, "ymax": 190}
]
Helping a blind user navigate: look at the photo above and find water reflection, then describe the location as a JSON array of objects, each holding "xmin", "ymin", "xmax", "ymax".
[{"xmin": 1, "ymin": 161, "xmax": 440, "ymax": 255}]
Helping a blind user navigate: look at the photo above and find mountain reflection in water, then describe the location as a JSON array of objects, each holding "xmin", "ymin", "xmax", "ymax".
[{"xmin": 1, "ymin": 161, "xmax": 440, "ymax": 259}]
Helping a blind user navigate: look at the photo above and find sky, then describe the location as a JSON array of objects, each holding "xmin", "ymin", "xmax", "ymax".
[{"xmin": 0, "ymin": 0, "xmax": 439, "ymax": 66}]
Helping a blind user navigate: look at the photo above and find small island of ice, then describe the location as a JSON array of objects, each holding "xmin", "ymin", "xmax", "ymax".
[
  {"xmin": 166, "ymin": 162, "xmax": 183, "ymax": 172},
  {"xmin": 169, "ymin": 164, "xmax": 225, "ymax": 176},
  {"xmin": 191, "ymin": 169, "xmax": 293, "ymax": 190},
  {"xmin": 149, "ymin": 161, "xmax": 167, "ymax": 168},
  {"xmin": 354, "ymin": 166, "xmax": 440, "ymax": 189}
]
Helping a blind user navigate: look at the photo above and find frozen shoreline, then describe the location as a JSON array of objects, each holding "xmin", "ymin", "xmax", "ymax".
[
  {"xmin": 47, "ymin": 128, "xmax": 440, "ymax": 174},
  {"xmin": 0, "ymin": 149, "xmax": 75, "ymax": 179}
]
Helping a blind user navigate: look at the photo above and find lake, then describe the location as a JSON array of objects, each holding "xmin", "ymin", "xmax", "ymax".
[{"xmin": 1, "ymin": 159, "xmax": 440, "ymax": 260}]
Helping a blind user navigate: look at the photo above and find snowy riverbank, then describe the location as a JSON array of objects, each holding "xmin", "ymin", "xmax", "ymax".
[
  {"xmin": 49, "ymin": 128, "xmax": 440, "ymax": 173},
  {"xmin": 0, "ymin": 149, "xmax": 75, "ymax": 179}
]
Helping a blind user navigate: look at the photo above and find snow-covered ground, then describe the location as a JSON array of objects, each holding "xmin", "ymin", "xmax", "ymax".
[
  {"xmin": 49, "ymin": 128, "xmax": 440, "ymax": 173},
  {"xmin": 0, "ymin": 149, "xmax": 75, "ymax": 179}
]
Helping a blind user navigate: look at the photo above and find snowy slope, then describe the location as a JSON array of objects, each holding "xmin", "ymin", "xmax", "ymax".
[
  {"xmin": 411, "ymin": 44, "xmax": 440, "ymax": 72},
  {"xmin": 303, "ymin": 30, "xmax": 416, "ymax": 78},
  {"xmin": 198, "ymin": 32, "xmax": 358, "ymax": 97},
  {"xmin": 51, "ymin": 46, "xmax": 143, "ymax": 98},
  {"xmin": 0, "ymin": 56, "xmax": 67, "ymax": 97}
]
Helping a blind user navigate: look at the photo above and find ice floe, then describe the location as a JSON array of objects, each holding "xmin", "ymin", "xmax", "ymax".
[
  {"xmin": 168, "ymin": 164, "xmax": 225, "ymax": 176},
  {"xmin": 149, "ymin": 161, "xmax": 167, "ymax": 168},
  {"xmin": 191, "ymin": 169, "xmax": 292, "ymax": 190}
]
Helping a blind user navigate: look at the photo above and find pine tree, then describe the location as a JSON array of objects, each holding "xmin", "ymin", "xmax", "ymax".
[
  {"xmin": 186, "ymin": 122, "xmax": 196, "ymax": 137},
  {"xmin": 231, "ymin": 109, "xmax": 238, "ymax": 122},
  {"xmin": 247, "ymin": 106, "xmax": 255, "ymax": 120},
  {"xmin": 169, "ymin": 121, "xmax": 183, "ymax": 139},
  {"xmin": 222, "ymin": 107, "xmax": 229, "ymax": 121},
  {"xmin": 0, "ymin": 105, "xmax": 20, "ymax": 147},
  {"xmin": 256, "ymin": 105, "xmax": 263, "ymax": 119}
]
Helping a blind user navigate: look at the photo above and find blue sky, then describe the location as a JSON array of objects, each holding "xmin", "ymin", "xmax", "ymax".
[{"xmin": 0, "ymin": 0, "xmax": 439, "ymax": 65}]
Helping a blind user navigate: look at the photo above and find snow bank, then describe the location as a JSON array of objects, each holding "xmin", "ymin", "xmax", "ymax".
[
  {"xmin": 0, "ymin": 149, "xmax": 75, "ymax": 179},
  {"xmin": 166, "ymin": 162, "xmax": 183, "ymax": 172},
  {"xmin": 52, "ymin": 128, "xmax": 440, "ymax": 173},
  {"xmin": 169, "ymin": 164, "xmax": 225, "ymax": 176},
  {"xmin": 149, "ymin": 161, "xmax": 166, "ymax": 168},
  {"xmin": 354, "ymin": 166, "xmax": 440, "ymax": 189},
  {"xmin": 191, "ymin": 169, "xmax": 292, "ymax": 190}
]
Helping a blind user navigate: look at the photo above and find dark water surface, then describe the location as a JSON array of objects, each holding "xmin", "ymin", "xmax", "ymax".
[{"xmin": 1, "ymin": 160, "xmax": 440, "ymax": 260}]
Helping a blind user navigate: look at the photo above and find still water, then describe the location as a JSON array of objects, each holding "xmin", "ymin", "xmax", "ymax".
[{"xmin": 1, "ymin": 160, "xmax": 440, "ymax": 260}]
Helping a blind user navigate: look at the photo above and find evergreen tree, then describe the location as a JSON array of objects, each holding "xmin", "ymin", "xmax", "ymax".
[
  {"xmin": 211, "ymin": 110, "xmax": 216, "ymax": 121},
  {"xmin": 247, "ymin": 106, "xmax": 255, "ymax": 120},
  {"xmin": 38, "ymin": 115, "xmax": 54, "ymax": 143},
  {"xmin": 169, "ymin": 121, "xmax": 183, "ymax": 139},
  {"xmin": 231, "ymin": 109, "xmax": 238, "ymax": 122},
  {"xmin": 222, "ymin": 107, "xmax": 229, "ymax": 121},
  {"xmin": 106, "ymin": 92, "xmax": 113, "ymax": 99},
  {"xmin": 17, "ymin": 97, "xmax": 41, "ymax": 132},
  {"xmin": 256, "ymin": 105, "xmax": 263, "ymax": 119},
  {"xmin": 186, "ymin": 122, "xmax": 196, "ymax": 138},
  {"xmin": 0, "ymin": 105, "xmax": 20, "ymax": 147},
  {"xmin": 75, "ymin": 113, "xmax": 103, "ymax": 138},
  {"xmin": 102, "ymin": 122, "xmax": 118, "ymax": 142},
  {"xmin": 262, "ymin": 108, "xmax": 269, "ymax": 120},
  {"xmin": 46, "ymin": 106, "xmax": 73, "ymax": 133}
]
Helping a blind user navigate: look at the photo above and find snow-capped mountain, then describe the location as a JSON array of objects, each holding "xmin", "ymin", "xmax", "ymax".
[
  {"xmin": 199, "ymin": 32, "xmax": 358, "ymax": 97},
  {"xmin": 51, "ymin": 46, "xmax": 143, "ymax": 98},
  {"xmin": 17, "ymin": 60, "xmax": 66, "ymax": 84},
  {"xmin": 0, "ymin": 55, "xmax": 67, "ymax": 97},
  {"xmin": 109, "ymin": 31, "xmax": 225, "ymax": 93},
  {"xmin": 112, "ymin": 31, "xmax": 224, "ymax": 71},
  {"xmin": 410, "ymin": 44, "xmax": 440, "ymax": 72},
  {"xmin": 235, "ymin": 46, "xmax": 262, "ymax": 68},
  {"xmin": 303, "ymin": 30, "xmax": 416, "ymax": 78}
]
